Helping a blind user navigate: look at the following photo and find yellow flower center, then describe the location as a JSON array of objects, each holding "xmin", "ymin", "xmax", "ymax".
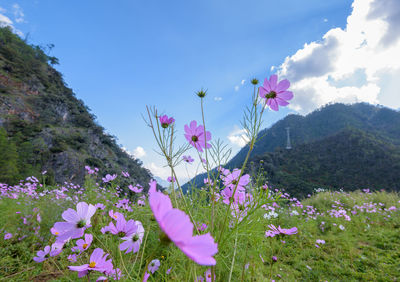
[
  {"xmin": 83, "ymin": 243, "xmax": 88, "ymax": 249},
  {"xmin": 89, "ymin": 261, "xmax": 96, "ymax": 268},
  {"xmin": 55, "ymin": 232, "xmax": 59, "ymax": 235},
  {"xmin": 113, "ymin": 215, "xmax": 117, "ymax": 219}
]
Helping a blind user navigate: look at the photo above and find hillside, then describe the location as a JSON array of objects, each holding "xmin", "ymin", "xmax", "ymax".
[
  {"xmin": 0, "ymin": 27, "xmax": 152, "ymax": 187},
  {"xmin": 184, "ymin": 103, "xmax": 400, "ymax": 196},
  {"xmin": 251, "ymin": 128, "xmax": 400, "ymax": 197}
]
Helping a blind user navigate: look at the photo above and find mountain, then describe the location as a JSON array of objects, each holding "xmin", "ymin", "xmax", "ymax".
[
  {"xmin": 184, "ymin": 103, "xmax": 400, "ymax": 197},
  {"xmin": 0, "ymin": 27, "xmax": 152, "ymax": 187}
]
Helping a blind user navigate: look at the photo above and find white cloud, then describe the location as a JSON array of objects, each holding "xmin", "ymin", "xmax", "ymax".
[
  {"xmin": 278, "ymin": 0, "xmax": 400, "ymax": 114},
  {"xmin": 145, "ymin": 162, "xmax": 170, "ymax": 179},
  {"xmin": 0, "ymin": 13, "xmax": 13, "ymax": 27},
  {"xmin": 12, "ymin": 4, "xmax": 24, "ymax": 23},
  {"xmin": 214, "ymin": 96, "xmax": 222, "ymax": 101},
  {"xmin": 323, "ymin": 18, "xmax": 328, "ymax": 22},
  {"xmin": 0, "ymin": 7, "xmax": 6, "ymax": 13},
  {"xmin": 234, "ymin": 85, "xmax": 239, "ymax": 91},
  {"xmin": 241, "ymin": 79, "xmax": 245, "ymax": 85},
  {"xmin": 133, "ymin": 146, "xmax": 146, "ymax": 158},
  {"xmin": 227, "ymin": 126, "xmax": 250, "ymax": 147}
]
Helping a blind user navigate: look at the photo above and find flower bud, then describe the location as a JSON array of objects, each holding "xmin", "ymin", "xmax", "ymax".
[
  {"xmin": 251, "ymin": 78, "xmax": 259, "ymax": 85},
  {"xmin": 196, "ymin": 89, "xmax": 207, "ymax": 98}
]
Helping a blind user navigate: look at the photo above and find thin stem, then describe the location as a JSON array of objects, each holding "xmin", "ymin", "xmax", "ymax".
[{"xmin": 228, "ymin": 222, "xmax": 239, "ymax": 282}]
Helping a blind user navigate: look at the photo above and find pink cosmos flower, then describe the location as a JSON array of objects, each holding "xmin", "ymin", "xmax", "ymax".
[
  {"xmin": 106, "ymin": 214, "xmax": 140, "ymax": 238},
  {"xmin": 119, "ymin": 221, "xmax": 145, "ymax": 254},
  {"xmin": 33, "ymin": 246, "xmax": 50, "ymax": 262},
  {"xmin": 148, "ymin": 259, "xmax": 160, "ymax": 274},
  {"xmin": 108, "ymin": 210, "xmax": 123, "ymax": 220},
  {"xmin": 95, "ymin": 203, "xmax": 106, "ymax": 210},
  {"xmin": 72, "ymin": 234, "xmax": 93, "ymax": 253},
  {"xmin": 183, "ymin": 155, "xmax": 194, "ymax": 163},
  {"xmin": 129, "ymin": 185, "xmax": 143, "ymax": 193},
  {"xmin": 143, "ymin": 272, "xmax": 150, "ymax": 282},
  {"xmin": 159, "ymin": 115, "xmax": 175, "ymax": 128},
  {"xmin": 259, "ymin": 74, "xmax": 293, "ymax": 111},
  {"xmin": 53, "ymin": 202, "xmax": 96, "ymax": 241},
  {"xmin": 122, "ymin": 171, "xmax": 130, "ymax": 178},
  {"xmin": 167, "ymin": 176, "xmax": 176, "ymax": 183},
  {"xmin": 278, "ymin": 226, "xmax": 298, "ymax": 235},
  {"xmin": 4, "ymin": 233, "xmax": 12, "ymax": 240},
  {"xmin": 184, "ymin": 121, "xmax": 211, "ymax": 152},
  {"xmin": 102, "ymin": 174, "xmax": 117, "ymax": 183},
  {"xmin": 222, "ymin": 168, "xmax": 250, "ymax": 190},
  {"xmin": 69, "ymin": 248, "xmax": 113, "ymax": 278},
  {"xmin": 68, "ymin": 254, "xmax": 78, "ymax": 262},
  {"xmin": 148, "ymin": 180, "xmax": 218, "ymax": 265}
]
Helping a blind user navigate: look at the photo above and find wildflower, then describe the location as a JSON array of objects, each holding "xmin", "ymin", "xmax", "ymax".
[
  {"xmin": 119, "ymin": 221, "xmax": 145, "ymax": 254},
  {"xmin": 68, "ymin": 254, "xmax": 78, "ymax": 262},
  {"xmin": 183, "ymin": 155, "xmax": 194, "ymax": 163},
  {"xmin": 166, "ymin": 268, "xmax": 172, "ymax": 275},
  {"xmin": 121, "ymin": 171, "xmax": 130, "ymax": 178},
  {"xmin": 108, "ymin": 210, "xmax": 123, "ymax": 220},
  {"xmin": 95, "ymin": 203, "xmax": 106, "ymax": 210},
  {"xmin": 102, "ymin": 174, "xmax": 117, "ymax": 183},
  {"xmin": 251, "ymin": 78, "xmax": 259, "ymax": 85},
  {"xmin": 148, "ymin": 259, "xmax": 160, "ymax": 274},
  {"xmin": 148, "ymin": 180, "xmax": 218, "ymax": 265},
  {"xmin": 222, "ymin": 168, "xmax": 250, "ymax": 190},
  {"xmin": 167, "ymin": 176, "xmax": 176, "ymax": 183},
  {"xmin": 259, "ymin": 74, "xmax": 293, "ymax": 111},
  {"xmin": 143, "ymin": 272, "xmax": 151, "ymax": 282},
  {"xmin": 272, "ymin": 256, "xmax": 278, "ymax": 262},
  {"xmin": 184, "ymin": 120, "xmax": 211, "ymax": 152},
  {"xmin": 339, "ymin": 224, "xmax": 345, "ymax": 230},
  {"xmin": 53, "ymin": 202, "xmax": 96, "ymax": 241},
  {"xmin": 204, "ymin": 268, "xmax": 215, "ymax": 282},
  {"xmin": 316, "ymin": 239, "xmax": 325, "ymax": 245},
  {"xmin": 107, "ymin": 214, "xmax": 141, "ymax": 238},
  {"xmin": 4, "ymin": 233, "xmax": 12, "ymax": 240},
  {"xmin": 129, "ymin": 185, "xmax": 143, "ymax": 193},
  {"xmin": 159, "ymin": 115, "xmax": 175, "ymax": 128},
  {"xmin": 72, "ymin": 234, "xmax": 93, "ymax": 253},
  {"xmin": 68, "ymin": 248, "xmax": 113, "ymax": 278},
  {"xmin": 196, "ymin": 89, "xmax": 207, "ymax": 98},
  {"xmin": 33, "ymin": 246, "xmax": 50, "ymax": 262},
  {"xmin": 278, "ymin": 226, "xmax": 298, "ymax": 235}
]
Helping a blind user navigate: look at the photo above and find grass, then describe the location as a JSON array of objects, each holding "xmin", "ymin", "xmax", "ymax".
[{"xmin": 1, "ymin": 177, "xmax": 399, "ymax": 281}]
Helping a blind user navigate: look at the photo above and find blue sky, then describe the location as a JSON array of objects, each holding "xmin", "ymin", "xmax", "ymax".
[{"xmin": 2, "ymin": 0, "xmax": 399, "ymax": 183}]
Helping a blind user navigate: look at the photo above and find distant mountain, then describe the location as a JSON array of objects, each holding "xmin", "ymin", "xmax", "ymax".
[
  {"xmin": 184, "ymin": 103, "xmax": 400, "ymax": 197},
  {"xmin": 0, "ymin": 27, "xmax": 153, "ymax": 187}
]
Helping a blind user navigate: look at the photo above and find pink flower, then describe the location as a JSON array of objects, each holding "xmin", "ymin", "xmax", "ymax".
[
  {"xmin": 119, "ymin": 221, "xmax": 145, "ymax": 254},
  {"xmin": 4, "ymin": 233, "xmax": 12, "ymax": 240},
  {"xmin": 143, "ymin": 272, "xmax": 150, "ymax": 282},
  {"xmin": 183, "ymin": 155, "xmax": 194, "ymax": 163},
  {"xmin": 33, "ymin": 246, "xmax": 50, "ymax": 262},
  {"xmin": 278, "ymin": 226, "xmax": 298, "ymax": 235},
  {"xmin": 222, "ymin": 169, "xmax": 250, "ymax": 190},
  {"xmin": 69, "ymin": 248, "xmax": 113, "ymax": 278},
  {"xmin": 167, "ymin": 176, "xmax": 176, "ymax": 183},
  {"xmin": 107, "ymin": 214, "xmax": 141, "ymax": 238},
  {"xmin": 72, "ymin": 233, "xmax": 93, "ymax": 253},
  {"xmin": 148, "ymin": 180, "xmax": 218, "ymax": 265},
  {"xmin": 121, "ymin": 171, "xmax": 130, "ymax": 178},
  {"xmin": 108, "ymin": 210, "xmax": 123, "ymax": 220},
  {"xmin": 148, "ymin": 259, "xmax": 160, "ymax": 274},
  {"xmin": 159, "ymin": 115, "xmax": 175, "ymax": 128},
  {"xmin": 53, "ymin": 202, "xmax": 96, "ymax": 241},
  {"xmin": 259, "ymin": 74, "xmax": 293, "ymax": 111},
  {"xmin": 102, "ymin": 174, "xmax": 117, "ymax": 183},
  {"xmin": 129, "ymin": 185, "xmax": 143, "ymax": 193},
  {"xmin": 184, "ymin": 121, "xmax": 211, "ymax": 152}
]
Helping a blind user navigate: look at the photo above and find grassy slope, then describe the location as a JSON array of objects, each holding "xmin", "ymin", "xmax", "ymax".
[{"xmin": 1, "ymin": 179, "xmax": 399, "ymax": 281}]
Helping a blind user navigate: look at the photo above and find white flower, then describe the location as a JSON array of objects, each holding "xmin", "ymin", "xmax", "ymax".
[
  {"xmin": 263, "ymin": 211, "xmax": 278, "ymax": 219},
  {"xmin": 290, "ymin": 210, "xmax": 299, "ymax": 216},
  {"xmin": 339, "ymin": 224, "xmax": 345, "ymax": 230}
]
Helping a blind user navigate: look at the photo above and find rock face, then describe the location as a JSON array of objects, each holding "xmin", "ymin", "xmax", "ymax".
[{"xmin": 0, "ymin": 26, "xmax": 153, "ymax": 187}]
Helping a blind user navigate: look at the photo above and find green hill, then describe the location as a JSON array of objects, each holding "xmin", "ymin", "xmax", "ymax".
[{"xmin": 0, "ymin": 27, "xmax": 152, "ymax": 186}]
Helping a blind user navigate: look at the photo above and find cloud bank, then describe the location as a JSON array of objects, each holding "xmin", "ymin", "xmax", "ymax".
[{"xmin": 277, "ymin": 0, "xmax": 400, "ymax": 114}]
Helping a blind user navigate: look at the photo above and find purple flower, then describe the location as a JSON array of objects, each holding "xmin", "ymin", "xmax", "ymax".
[
  {"xmin": 272, "ymin": 256, "xmax": 278, "ymax": 262},
  {"xmin": 143, "ymin": 272, "xmax": 150, "ymax": 282},
  {"xmin": 129, "ymin": 185, "xmax": 143, "ymax": 193},
  {"xmin": 72, "ymin": 234, "xmax": 93, "ymax": 253},
  {"xmin": 95, "ymin": 203, "xmax": 106, "ymax": 210},
  {"xmin": 167, "ymin": 176, "xmax": 176, "ymax": 183},
  {"xmin": 183, "ymin": 155, "xmax": 194, "ymax": 163},
  {"xmin": 159, "ymin": 115, "xmax": 175, "ymax": 128},
  {"xmin": 53, "ymin": 202, "xmax": 96, "ymax": 241},
  {"xmin": 4, "ymin": 233, "xmax": 12, "ymax": 240},
  {"xmin": 102, "ymin": 174, "xmax": 117, "ymax": 183},
  {"xmin": 33, "ymin": 246, "xmax": 50, "ymax": 262},
  {"xmin": 148, "ymin": 259, "xmax": 160, "ymax": 274},
  {"xmin": 184, "ymin": 121, "xmax": 211, "ymax": 152},
  {"xmin": 222, "ymin": 169, "xmax": 250, "ymax": 190},
  {"xmin": 149, "ymin": 180, "xmax": 218, "ymax": 265},
  {"xmin": 119, "ymin": 221, "xmax": 145, "ymax": 254},
  {"xmin": 107, "ymin": 214, "xmax": 141, "ymax": 238},
  {"xmin": 69, "ymin": 248, "xmax": 113, "ymax": 278},
  {"xmin": 259, "ymin": 74, "xmax": 293, "ymax": 111},
  {"xmin": 278, "ymin": 226, "xmax": 298, "ymax": 235},
  {"xmin": 316, "ymin": 239, "xmax": 325, "ymax": 245},
  {"xmin": 121, "ymin": 171, "xmax": 130, "ymax": 178},
  {"xmin": 68, "ymin": 254, "xmax": 78, "ymax": 262}
]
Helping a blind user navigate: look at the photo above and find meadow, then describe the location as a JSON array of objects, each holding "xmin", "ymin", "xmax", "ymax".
[{"xmin": 1, "ymin": 75, "xmax": 400, "ymax": 281}]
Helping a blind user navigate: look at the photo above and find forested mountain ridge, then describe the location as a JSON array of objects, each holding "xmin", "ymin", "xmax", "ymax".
[
  {"xmin": 0, "ymin": 27, "xmax": 152, "ymax": 186},
  {"xmin": 184, "ymin": 103, "xmax": 400, "ymax": 197}
]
